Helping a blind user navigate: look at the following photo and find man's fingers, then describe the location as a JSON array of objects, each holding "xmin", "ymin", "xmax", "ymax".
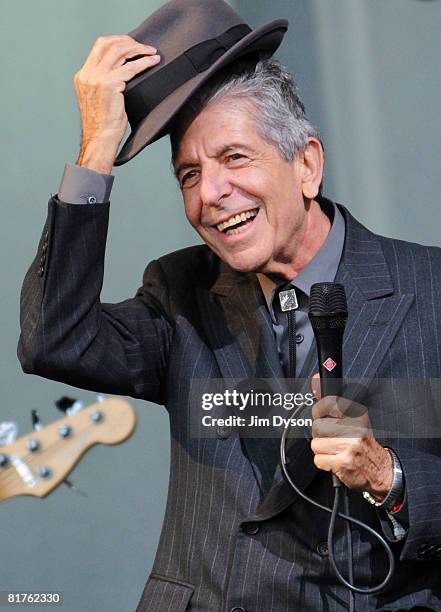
[
  {"xmin": 311, "ymin": 372, "xmax": 321, "ymax": 400},
  {"xmin": 99, "ymin": 42, "xmax": 158, "ymax": 70},
  {"xmin": 312, "ymin": 396, "xmax": 343, "ymax": 419},
  {"xmin": 311, "ymin": 436, "xmax": 349, "ymax": 455},
  {"xmin": 85, "ymin": 35, "xmax": 156, "ymax": 67},
  {"xmin": 312, "ymin": 418, "xmax": 367, "ymax": 439},
  {"xmin": 84, "ymin": 35, "xmax": 134, "ymax": 63},
  {"xmin": 312, "ymin": 394, "xmax": 360, "ymax": 420},
  {"xmin": 312, "ymin": 417, "xmax": 343, "ymax": 438},
  {"xmin": 117, "ymin": 53, "xmax": 161, "ymax": 80},
  {"xmin": 313, "ymin": 453, "xmax": 347, "ymax": 473},
  {"xmin": 75, "ymin": 54, "xmax": 160, "ymax": 96}
]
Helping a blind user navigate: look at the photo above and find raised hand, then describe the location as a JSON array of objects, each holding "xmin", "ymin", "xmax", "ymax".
[{"xmin": 73, "ymin": 35, "xmax": 160, "ymax": 173}]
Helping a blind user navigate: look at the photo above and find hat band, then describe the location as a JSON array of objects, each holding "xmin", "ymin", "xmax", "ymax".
[{"xmin": 125, "ymin": 23, "xmax": 252, "ymax": 130}]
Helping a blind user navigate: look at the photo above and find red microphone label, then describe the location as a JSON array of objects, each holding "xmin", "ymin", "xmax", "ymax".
[{"xmin": 323, "ymin": 357, "xmax": 337, "ymax": 372}]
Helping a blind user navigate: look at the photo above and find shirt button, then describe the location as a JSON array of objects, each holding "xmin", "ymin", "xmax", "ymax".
[
  {"xmin": 316, "ymin": 541, "xmax": 329, "ymax": 556},
  {"xmin": 87, "ymin": 195, "xmax": 97, "ymax": 204},
  {"xmin": 295, "ymin": 333, "xmax": 304, "ymax": 344},
  {"xmin": 38, "ymin": 266, "xmax": 44, "ymax": 277},
  {"xmin": 242, "ymin": 522, "xmax": 260, "ymax": 535}
]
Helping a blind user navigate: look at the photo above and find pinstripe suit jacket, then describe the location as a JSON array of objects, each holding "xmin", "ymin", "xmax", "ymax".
[{"xmin": 19, "ymin": 197, "xmax": 441, "ymax": 611}]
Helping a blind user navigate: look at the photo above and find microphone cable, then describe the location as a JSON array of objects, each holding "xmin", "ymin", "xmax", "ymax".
[{"xmin": 279, "ymin": 405, "xmax": 396, "ymax": 610}]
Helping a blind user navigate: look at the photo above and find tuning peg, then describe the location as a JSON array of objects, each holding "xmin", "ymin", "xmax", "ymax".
[
  {"xmin": 55, "ymin": 396, "xmax": 77, "ymax": 413},
  {"xmin": 0, "ymin": 422, "xmax": 18, "ymax": 446},
  {"xmin": 55, "ymin": 396, "xmax": 84, "ymax": 416},
  {"xmin": 31, "ymin": 409, "xmax": 43, "ymax": 432},
  {"xmin": 66, "ymin": 400, "xmax": 84, "ymax": 416}
]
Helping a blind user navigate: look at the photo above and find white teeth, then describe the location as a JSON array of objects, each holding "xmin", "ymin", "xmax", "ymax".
[{"xmin": 216, "ymin": 209, "xmax": 258, "ymax": 232}]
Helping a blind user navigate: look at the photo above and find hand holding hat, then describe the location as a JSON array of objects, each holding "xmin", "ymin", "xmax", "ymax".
[{"xmin": 74, "ymin": 36, "xmax": 160, "ymax": 174}]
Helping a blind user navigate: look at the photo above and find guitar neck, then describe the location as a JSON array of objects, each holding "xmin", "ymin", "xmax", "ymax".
[{"xmin": 0, "ymin": 398, "xmax": 135, "ymax": 501}]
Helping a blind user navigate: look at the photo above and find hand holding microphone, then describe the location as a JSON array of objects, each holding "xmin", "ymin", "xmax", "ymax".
[
  {"xmin": 308, "ymin": 283, "xmax": 393, "ymax": 499},
  {"xmin": 310, "ymin": 376, "xmax": 393, "ymax": 497}
]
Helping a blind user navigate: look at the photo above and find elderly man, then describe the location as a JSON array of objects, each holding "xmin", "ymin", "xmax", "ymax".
[{"xmin": 18, "ymin": 0, "xmax": 441, "ymax": 610}]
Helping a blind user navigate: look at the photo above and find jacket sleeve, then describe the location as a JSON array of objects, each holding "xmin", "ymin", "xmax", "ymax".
[
  {"xmin": 376, "ymin": 440, "xmax": 441, "ymax": 563},
  {"xmin": 18, "ymin": 197, "xmax": 173, "ymax": 404},
  {"xmin": 375, "ymin": 378, "xmax": 441, "ymax": 561}
]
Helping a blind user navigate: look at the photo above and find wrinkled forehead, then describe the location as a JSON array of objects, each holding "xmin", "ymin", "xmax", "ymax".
[{"xmin": 171, "ymin": 95, "xmax": 259, "ymax": 166}]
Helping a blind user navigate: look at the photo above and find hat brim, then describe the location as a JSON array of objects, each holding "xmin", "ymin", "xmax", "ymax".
[{"xmin": 114, "ymin": 18, "xmax": 288, "ymax": 166}]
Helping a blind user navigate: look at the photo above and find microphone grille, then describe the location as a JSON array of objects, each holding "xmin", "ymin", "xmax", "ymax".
[{"xmin": 309, "ymin": 282, "xmax": 348, "ymax": 316}]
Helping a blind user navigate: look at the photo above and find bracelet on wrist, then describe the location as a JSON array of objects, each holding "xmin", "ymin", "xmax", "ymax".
[{"xmin": 362, "ymin": 447, "xmax": 404, "ymax": 512}]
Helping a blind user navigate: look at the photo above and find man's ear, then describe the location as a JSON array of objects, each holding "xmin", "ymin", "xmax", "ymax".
[{"xmin": 299, "ymin": 138, "xmax": 324, "ymax": 200}]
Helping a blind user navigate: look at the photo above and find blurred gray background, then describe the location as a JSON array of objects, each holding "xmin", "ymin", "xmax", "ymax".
[{"xmin": 1, "ymin": 1, "xmax": 440, "ymax": 610}]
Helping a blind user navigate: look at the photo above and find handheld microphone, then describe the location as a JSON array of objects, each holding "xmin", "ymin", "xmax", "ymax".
[{"xmin": 308, "ymin": 282, "xmax": 348, "ymax": 487}]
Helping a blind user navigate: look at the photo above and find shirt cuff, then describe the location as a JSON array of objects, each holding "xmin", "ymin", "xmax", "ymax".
[{"xmin": 58, "ymin": 162, "xmax": 114, "ymax": 204}]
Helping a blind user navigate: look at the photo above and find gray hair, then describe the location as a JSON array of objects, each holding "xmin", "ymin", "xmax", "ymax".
[{"xmin": 170, "ymin": 57, "xmax": 320, "ymax": 167}]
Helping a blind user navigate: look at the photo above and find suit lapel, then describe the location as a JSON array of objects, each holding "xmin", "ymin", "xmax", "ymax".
[
  {"xmin": 335, "ymin": 208, "xmax": 415, "ymax": 385},
  {"xmin": 200, "ymin": 262, "xmax": 285, "ymax": 381},
  {"xmin": 198, "ymin": 263, "xmax": 287, "ymax": 495}
]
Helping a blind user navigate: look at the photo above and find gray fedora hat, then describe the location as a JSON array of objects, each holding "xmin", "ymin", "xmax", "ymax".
[{"xmin": 114, "ymin": 0, "xmax": 288, "ymax": 165}]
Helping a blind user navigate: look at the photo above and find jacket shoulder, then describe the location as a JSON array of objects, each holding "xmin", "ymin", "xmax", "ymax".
[
  {"xmin": 376, "ymin": 232, "xmax": 441, "ymax": 277},
  {"xmin": 342, "ymin": 204, "xmax": 441, "ymax": 275},
  {"xmin": 154, "ymin": 244, "xmax": 220, "ymax": 290},
  {"xmin": 136, "ymin": 245, "xmax": 219, "ymax": 321}
]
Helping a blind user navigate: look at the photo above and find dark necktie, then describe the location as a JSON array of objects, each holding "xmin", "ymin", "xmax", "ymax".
[{"xmin": 275, "ymin": 285, "xmax": 299, "ymax": 378}]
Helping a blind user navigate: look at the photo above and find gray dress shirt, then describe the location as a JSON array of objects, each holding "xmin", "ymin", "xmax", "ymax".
[
  {"xmin": 58, "ymin": 162, "xmax": 114, "ymax": 204},
  {"xmin": 258, "ymin": 200, "xmax": 345, "ymax": 378}
]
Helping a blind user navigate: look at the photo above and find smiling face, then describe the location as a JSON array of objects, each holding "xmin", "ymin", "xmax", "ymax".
[{"xmin": 173, "ymin": 98, "xmax": 327, "ymax": 279}]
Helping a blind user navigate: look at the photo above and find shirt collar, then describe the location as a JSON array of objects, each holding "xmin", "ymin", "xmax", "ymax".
[{"xmin": 257, "ymin": 199, "xmax": 346, "ymax": 312}]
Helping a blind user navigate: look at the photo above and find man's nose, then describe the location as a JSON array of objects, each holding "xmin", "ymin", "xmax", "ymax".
[{"xmin": 199, "ymin": 166, "xmax": 233, "ymax": 207}]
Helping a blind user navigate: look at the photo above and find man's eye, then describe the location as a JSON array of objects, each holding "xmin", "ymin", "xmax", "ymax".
[
  {"xmin": 227, "ymin": 153, "xmax": 245, "ymax": 161},
  {"xmin": 181, "ymin": 171, "xmax": 198, "ymax": 186}
]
